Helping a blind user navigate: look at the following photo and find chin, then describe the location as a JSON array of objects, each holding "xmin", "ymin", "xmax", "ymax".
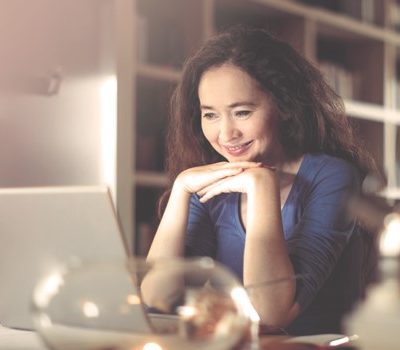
[
  {"xmin": 219, "ymin": 149, "xmax": 259, "ymax": 163},
  {"xmin": 225, "ymin": 155, "xmax": 255, "ymax": 163}
]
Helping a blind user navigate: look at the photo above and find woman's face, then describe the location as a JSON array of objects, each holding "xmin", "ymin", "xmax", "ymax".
[{"xmin": 198, "ymin": 64, "xmax": 283, "ymax": 164}]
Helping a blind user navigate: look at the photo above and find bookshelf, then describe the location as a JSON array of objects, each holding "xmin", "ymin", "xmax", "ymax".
[{"xmin": 118, "ymin": 0, "xmax": 400, "ymax": 254}]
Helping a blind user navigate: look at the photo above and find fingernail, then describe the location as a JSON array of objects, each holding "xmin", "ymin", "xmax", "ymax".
[{"xmin": 266, "ymin": 166, "xmax": 277, "ymax": 170}]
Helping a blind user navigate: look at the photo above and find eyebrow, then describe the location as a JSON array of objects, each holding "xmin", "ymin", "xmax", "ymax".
[{"xmin": 200, "ymin": 101, "xmax": 257, "ymax": 110}]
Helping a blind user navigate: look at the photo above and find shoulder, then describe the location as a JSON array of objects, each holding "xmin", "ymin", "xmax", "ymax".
[
  {"xmin": 294, "ymin": 154, "xmax": 363, "ymax": 228},
  {"xmin": 303, "ymin": 153, "xmax": 361, "ymax": 186},
  {"xmin": 297, "ymin": 153, "xmax": 363, "ymax": 204}
]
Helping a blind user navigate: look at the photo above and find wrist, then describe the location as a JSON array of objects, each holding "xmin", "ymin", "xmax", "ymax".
[
  {"xmin": 247, "ymin": 168, "xmax": 277, "ymax": 196},
  {"xmin": 172, "ymin": 176, "xmax": 193, "ymax": 199}
]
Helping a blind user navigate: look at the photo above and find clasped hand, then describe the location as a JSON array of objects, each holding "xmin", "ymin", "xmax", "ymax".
[{"xmin": 176, "ymin": 161, "xmax": 276, "ymax": 203}]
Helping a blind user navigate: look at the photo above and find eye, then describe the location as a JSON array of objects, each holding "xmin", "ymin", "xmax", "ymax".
[
  {"xmin": 202, "ymin": 112, "xmax": 218, "ymax": 120},
  {"xmin": 234, "ymin": 110, "xmax": 251, "ymax": 118}
]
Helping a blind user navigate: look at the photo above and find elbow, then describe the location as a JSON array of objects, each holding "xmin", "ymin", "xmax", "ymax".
[{"xmin": 254, "ymin": 302, "xmax": 300, "ymax": 329}]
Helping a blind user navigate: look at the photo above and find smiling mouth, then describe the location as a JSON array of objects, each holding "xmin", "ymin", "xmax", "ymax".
[{"xmin": 223, "ymin": 141, "xmax": 253, "ymax": 155}]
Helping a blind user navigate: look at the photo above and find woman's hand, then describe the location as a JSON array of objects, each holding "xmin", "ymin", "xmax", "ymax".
[
  {"xmin": 176, "ymin": 161, "xmax": 263, "ymax": 195},
  {"xmin": 197, "ymin": 165, "xmax": 277, "ymax": 203}
]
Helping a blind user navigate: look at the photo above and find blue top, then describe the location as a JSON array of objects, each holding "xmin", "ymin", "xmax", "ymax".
[{"xmin": 185, "ymin": 153, "xmax": 373, "ymax": 335}]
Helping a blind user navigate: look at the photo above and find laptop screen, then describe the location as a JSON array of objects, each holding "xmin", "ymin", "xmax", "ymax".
[{"xmin": 0, "ymin": 186, "xmax": 129, "ymax": 329}]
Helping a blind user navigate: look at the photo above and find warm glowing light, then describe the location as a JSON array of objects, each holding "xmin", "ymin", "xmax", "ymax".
[
  {"xmin": 329, "ymin": 334, "xmax": 359, "ymax": 347},
  {"xmin": 231, "ymin": 287, "xmax": 260, "ymax": 322},
  {"xmin": 99, "ymin": 75, "xmax": 117, "ymax": 199},
  {"xmin": 34, "ymin": 272, "xmax": 64, "ymax": 308},
  {"xmin": 126, "ymin": 294, "xmax": 141, "ymax": 305},
  {"xmin": 82, "ymin": 301, "xmax": 100, "ymax": 318},
  {"xmin": 142, "ymin": 342, "xmax": 163, "ymax": 350},
  {"xmin": 380, "ymin": 213, "xmax": 400, "ymax": 257},
  {"xmin": 176, "ymin": 305, "xmax": 197, "ymax": 318},
  {"xmin": 38, "ymin": 314, "xmax": 53, "ymax": 328}
]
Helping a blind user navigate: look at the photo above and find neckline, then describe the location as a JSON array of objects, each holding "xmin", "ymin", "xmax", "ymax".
[{"xmin": 281, "ymin": 153, "xmax": 307, "ymax": 213}]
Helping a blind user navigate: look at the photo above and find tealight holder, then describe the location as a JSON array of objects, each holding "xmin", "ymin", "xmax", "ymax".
[{"xmin": 31, "ymin": 257, "xmax": 259, "ymax": 350}]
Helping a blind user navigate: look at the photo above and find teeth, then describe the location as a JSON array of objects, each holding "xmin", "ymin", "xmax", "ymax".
[
  {"xmin": 226, "ymin": 141, "xmax": 251, "ymax": 152},
  {"xmin": 228, "ymin": 145, "xmax": 242, "ymax": 151},
  {"xmin": 227, "ymin": 142, "xmax": 250, "ymax": 150}
]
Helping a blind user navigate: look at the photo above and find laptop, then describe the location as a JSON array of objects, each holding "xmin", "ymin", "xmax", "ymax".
[
  {"xmin": 0, "ymin": 185, "xmax": 180, "ymax": 349},
  {"xmin": 0, "ymin": 186, "xmax": 133, "ymax": 330}
]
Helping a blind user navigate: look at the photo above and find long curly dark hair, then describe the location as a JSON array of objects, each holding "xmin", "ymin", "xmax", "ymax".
[{"xmin": 159, "ymin": 26, "xmax": 374, "ymax": 214}]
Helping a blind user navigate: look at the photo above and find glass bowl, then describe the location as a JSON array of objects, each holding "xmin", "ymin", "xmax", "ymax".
[{"xmin": 31, "ymin": 257, "xmax": 258, "ymax": 350}]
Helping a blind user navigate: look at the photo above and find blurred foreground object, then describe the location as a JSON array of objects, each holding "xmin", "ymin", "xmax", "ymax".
[
  {"xmin": 345, "ymin": 173, "xmax": 400, "ymax": 350},
  {"xmin": 31, "ymin": 257, "xmax": 258, "ymax": 350}
]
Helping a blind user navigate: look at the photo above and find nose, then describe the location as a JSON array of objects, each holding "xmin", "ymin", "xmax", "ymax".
[{"xmin": 219, "ymin": 116, "xmax": 240, "ymax": 143}]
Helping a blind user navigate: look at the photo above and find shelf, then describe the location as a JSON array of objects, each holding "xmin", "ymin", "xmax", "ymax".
[
  {"xmin": 385, "ymin": 110, "xmax": 400, "ymax": 125},
  {"xmin": 126, "ymin": 0, "xmax": 400, "ymax": 253},
  {"xmin": 134, "ymin": 171, "xmax": 169, "ymax": 187},
  {"xmin": 379, "ymin": 187, "xmax": 400, "ymax": 200},
  {"xmin": 136, "ymin": 0, "xmax": 205, "ymax": 69},
  {"xmin": 137, "ymin": 63, "xmax": 181, "ymax": 83},
  {"xmin": 135, "ymin": 77, "xmax": 174, "ymax": 173},
  {"xmin": 344, "ymin": 100, "xmax": 400, "ymax": 125},
  {"xmin": 252, "ymin": 0, "xmax": 400, "ymax": 44},
  {"xmin": 344, "ymin": 100, "xmax": 386, "ymax": 122}
]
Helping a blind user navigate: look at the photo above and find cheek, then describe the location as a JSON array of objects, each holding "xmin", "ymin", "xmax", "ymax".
[
  {"xmin": 201, "ymin": 123, "xmax": 217, "ymax": 143},
  {"xmin": 257, "ymin": 118, "xmax": 276, "ymax": 138},
  {"xmin": 250, "ymin": 121, "xmax": 269, "ymax": 140}
]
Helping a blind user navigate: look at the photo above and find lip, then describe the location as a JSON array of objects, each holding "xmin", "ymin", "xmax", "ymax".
[{"xmin": 222, "ymin": 141, "xmax": 253, "ymax": 156}]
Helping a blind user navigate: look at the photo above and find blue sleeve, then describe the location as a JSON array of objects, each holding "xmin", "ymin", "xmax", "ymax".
[
  {"xmin": 185, "ymin": 194, "xmax": 217, "ymax": 258},
  {"xmin": 287, "ymin": 159, "xmax": 361, "ymax": 310}
]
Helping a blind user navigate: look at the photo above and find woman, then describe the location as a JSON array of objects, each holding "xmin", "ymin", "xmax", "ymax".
[{"xmin": 146, "ymin": 26, "xmax": 374, "ymax": 335}]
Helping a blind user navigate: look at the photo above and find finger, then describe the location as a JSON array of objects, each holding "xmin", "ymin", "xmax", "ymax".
[
  {"xmin": 199, "ymin": 182, "xmax": 231, "ymax": 203},
  {"xmin": 206, "ymin": 166, "xmax": 244, "ymax": 182},
  {"xmin": 218, "ymin": 161, "xmax": 262, "ymax": 169},
  {"xmin": 201, "ymin": 162, "xmax": 263, "ymax": 189},
  {"xmin": 260, "ymin": 164, "xmax": 277, "ymax": 171},
  {"xmin": 197, "ymin": 183, "xmax": 213, "ymax": 197},
  {"xmin": 198, "ymin": 177, "xmax": 236, "ymax": 202},
  {"xmin": 196, "ymin": 176, "xmax": 233, "ymax": 197},
  {"xmin": 185, "ymin": 166, "xmax": 242, "ymax": 193},
  {"xmin": 197, "ymin": 175, "xmax": 232, "ymax": 196}
]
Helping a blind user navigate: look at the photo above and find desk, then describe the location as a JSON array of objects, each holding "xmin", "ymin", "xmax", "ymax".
[
  {"xmin": 258, "ymin": 334, "xmax": 357, "ymax": 350},
  {"xmin": 0, "ymin": 326, "xmax": 353, "ymax": 350},
  {"xmin": 0, "ymin": 326, "xmax": 46, "ymax": 350}
]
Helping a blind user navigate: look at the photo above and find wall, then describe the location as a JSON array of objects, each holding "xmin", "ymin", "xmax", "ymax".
[{"xmin": 0, "ymin": 0, "xmax": 117, "ymax": 187}]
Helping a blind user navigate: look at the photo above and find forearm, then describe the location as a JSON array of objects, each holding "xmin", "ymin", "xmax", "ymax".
[
  {"xmin": 243, "ymin": 175, "xmax": 297, "ymax": 326},
  {"xmin": 147, "ymin": 180, "xmax": 191, "ymax": 261},
  {"xmin": 143, "ymin": 180, "xmax": 192, "ymax": 310}
]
